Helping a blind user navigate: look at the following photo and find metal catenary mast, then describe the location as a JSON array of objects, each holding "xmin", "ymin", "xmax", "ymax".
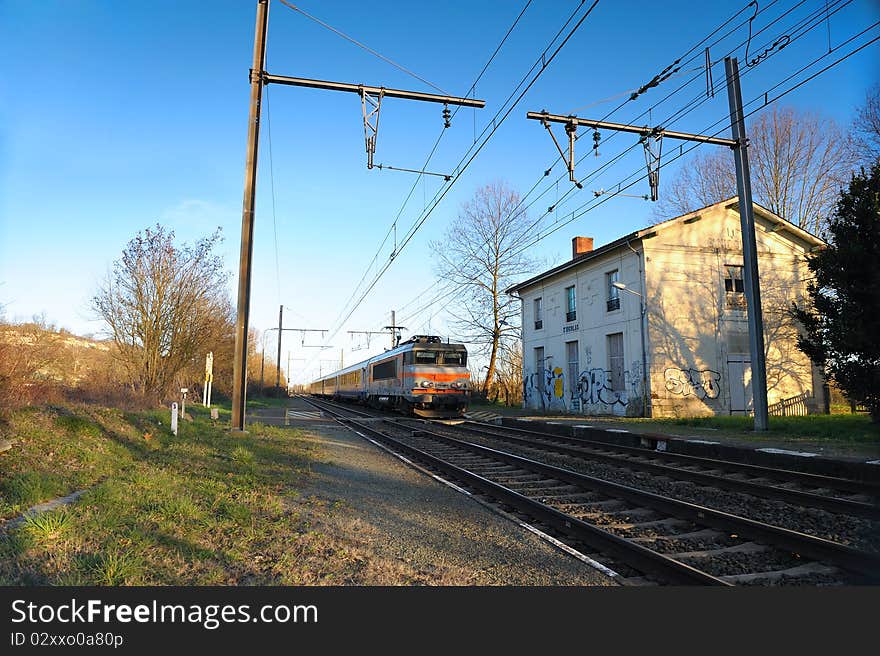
[{"xmin": 526, "ymin": 57, "xmax": 769, "ymax": 430}]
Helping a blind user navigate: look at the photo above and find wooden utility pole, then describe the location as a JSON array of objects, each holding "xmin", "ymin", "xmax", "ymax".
[
  {"xmin": 276, "ymin": 304, "xmax": 283, "ymax": 391},
  {"xmin": 230, "ymin": 0, "xmax": 484, "ymax": 430},
  {"xmin": 232, "ymin": 0, "xmax": 269, "ymax": 431}
]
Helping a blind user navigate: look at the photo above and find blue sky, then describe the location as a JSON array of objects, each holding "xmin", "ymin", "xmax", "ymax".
[{"xmin": 1, "ymin": 0, "xmax": 877, "ymax": 383}]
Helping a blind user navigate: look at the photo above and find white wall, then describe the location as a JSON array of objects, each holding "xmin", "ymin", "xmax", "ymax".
[{"xmin": 518, "ymin": 247, "xmax": 646, "ymax": 416}]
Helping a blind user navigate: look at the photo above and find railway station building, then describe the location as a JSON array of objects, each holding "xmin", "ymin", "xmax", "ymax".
[{"xmin": 506, "ymin": 198, "xmax": 827, "ymax": 418}]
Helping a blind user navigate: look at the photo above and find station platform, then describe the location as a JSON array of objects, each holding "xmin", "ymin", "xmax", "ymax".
[{"xmin": 243, "ymin": 395, "xmax": 337, "ymax": 428}]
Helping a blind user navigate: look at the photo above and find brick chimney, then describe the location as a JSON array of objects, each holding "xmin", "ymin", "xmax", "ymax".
[{"xmin": 572, "ymin": 236, "xmax": 593, "ymax": 260}]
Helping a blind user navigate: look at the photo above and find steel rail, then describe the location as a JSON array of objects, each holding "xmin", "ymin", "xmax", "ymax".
[
  {"xmin": 299, "ymin": 394, "xmax": 379, "ymax": 419},
  {"xmin": 392, "ymin": 420, "xmax": 880, "ymax": 582},
  {"xmin": 435, "ymin": 421, "xmax": 880, "ymax": 520},
  {"xmin": 460, "ymin": 420, "xmax": 880, "ymax": 494},
  {"xmin": 342, "ymin": 417, "xmax": 729, "ymax": 585}
]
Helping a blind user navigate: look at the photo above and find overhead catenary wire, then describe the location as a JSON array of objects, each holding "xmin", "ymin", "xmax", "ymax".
[
  {"xmin": 264, "ymin": 84, "xmax": 283, "ymax": 305},
  {"xmin": 319, "ymin": 0, "xmax": 799, "ymax": 354},
  {"xmin": 303, "ymin": 0, "xmax": 873, "ymax": 376},
  {"xmin": 277, "ymin": 0, "xmax": 449, "ymax": 95},
  {"xmin": 305, "ymin": 0, "xmax": 600, "ymax": 371},
  {"xmin": 395, "ymin": 1, "xmax": 875, "ymax": 335},
  {"xmin": 487, "ymin": 0, "xmax": 836, "ymax": 265},
  {"xmin": 509, "ymin": 0, "xmax": 856, "ymax": 244},
  {"xmin": 322, "ymin": 0, "xmax": 536, "ymax": 346},
  {"xmin": 462, "ymin": 0, "xmax": 790, "ymax": 256},
  {"xmin": 520, "ymin": 21, "xmax": 880, "ymax": 252}
]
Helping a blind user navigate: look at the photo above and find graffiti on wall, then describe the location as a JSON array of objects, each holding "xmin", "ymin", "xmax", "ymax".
[
  {"xmin": 576, "ymin": 368, "xmax": 627, "ymax": 407},
  {"xmin": 663, "ymin": 367, "xmax": 721, "ymax": 400},
  {"xmin": 523, "ymin": 366, "xmax": 565, "ymax": 409},
  {"xmin": 524, "ymin": 362, "xmax": 644, "ymax": 414}
]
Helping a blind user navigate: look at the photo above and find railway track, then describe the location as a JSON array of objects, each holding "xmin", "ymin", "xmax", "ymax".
[
  {"xmin": 302, "ymin": 397, "xmax": 880, "ymax": 585},
  {"xmin": 296, "ymin": 395, "xmax": 381, "ymax": 420},
  {"xmin": 423, "ymin": 419, "xmax": 880, "ymax": 521}
]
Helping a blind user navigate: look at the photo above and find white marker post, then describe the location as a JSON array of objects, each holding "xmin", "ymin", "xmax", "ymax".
[
  {"xmin": 181, "ymin": 388, "xmax": 188, "ymax": 419},
  {"xmin": 203, "ymin": 352, "xmax": 214, "ymax": 408},
  {"xmin": 171, "ymin": 402, "xmax": 178, "ymax": 436}
]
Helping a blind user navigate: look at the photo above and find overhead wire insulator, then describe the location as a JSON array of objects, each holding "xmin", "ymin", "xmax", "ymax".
[
  {"xmin": 592, "ymin": 128, "xmax": 601, "ymax": 156},
  {"xmin": 360, "ymin": 87, "xmax": 384, "ymax": 169},
  {"xmin": 564, "ymin": 120, "xmax": 578, "ymax": 184},
  {"xmin": 640, "ymin": 131, "xmax": 663, "ymax": 202},
  {"xmin": 442, "ymin": 104, "xmax": 451, "ymax": 128}
]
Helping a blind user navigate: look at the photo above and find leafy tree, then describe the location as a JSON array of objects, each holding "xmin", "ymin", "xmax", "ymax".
[
  {"xmin": 656, "ymin": 106, "xmax": 856, "ymax": 236},
  {"xmin": 793, "ymin": 162, "xmax": 880, "ymax": 422},
  {"xmin": 431, "ymin": 182, "xmax": 537, "ymax": 397},
  {"xmin": 92, "ymin": 225, "xmax": 230, "ymax": 403}
]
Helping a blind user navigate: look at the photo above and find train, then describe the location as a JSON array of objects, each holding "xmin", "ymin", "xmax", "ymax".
[{"xmin": 308, "ymin": 335, "xmax": 470, "ymax": 418}]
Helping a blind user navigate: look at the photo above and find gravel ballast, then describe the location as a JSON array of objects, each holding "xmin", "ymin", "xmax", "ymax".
[{"xmin": 296, "ymin": 419, "xmax": 617, "ymax": 586}]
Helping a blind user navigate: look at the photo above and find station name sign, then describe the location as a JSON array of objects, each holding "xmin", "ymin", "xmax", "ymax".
[{"xmin": 563, "ymin": 324, "xmax": 579, "ymax": 333}]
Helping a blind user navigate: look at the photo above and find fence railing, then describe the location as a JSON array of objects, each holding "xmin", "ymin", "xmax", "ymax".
[{"xmin": 768, "ymin": 390, "xmax": 811, "ymax": 417}]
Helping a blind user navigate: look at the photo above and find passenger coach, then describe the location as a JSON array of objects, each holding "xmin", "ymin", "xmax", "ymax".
[{"xmin": 309, "ymin": 335, "xmax": 470, "ymax": 417}]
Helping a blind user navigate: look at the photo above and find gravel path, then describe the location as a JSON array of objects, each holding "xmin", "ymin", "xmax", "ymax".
[{"xmin": 297, "ymin": 420, "xmax": 617, "ymax": 586}]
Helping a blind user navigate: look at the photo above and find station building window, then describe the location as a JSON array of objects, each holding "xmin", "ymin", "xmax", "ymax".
[
  {"xmin": 606, "ymin": 270, "xmax": 620, "ymax": 312},
  {"xmin": 607, "ymin": 332, "xmax": 625, "ymax": 392}
]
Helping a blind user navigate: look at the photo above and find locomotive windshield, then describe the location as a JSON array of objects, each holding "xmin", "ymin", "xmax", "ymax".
[
  {"xmin": 409, "ymin": 350, "xmax": 467, "ymax": 366},
  {"xmin": 414, "ymin": 351, "xmax": 438, "ymax": 364},
  {"xmin": 441, "ymin": 351, "xmax": 466, "ymax": 366}
]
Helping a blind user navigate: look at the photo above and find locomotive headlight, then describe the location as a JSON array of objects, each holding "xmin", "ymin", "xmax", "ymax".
[{"xmin": 420, "ymin": 380, "xmax": 433, "ymax": 388}]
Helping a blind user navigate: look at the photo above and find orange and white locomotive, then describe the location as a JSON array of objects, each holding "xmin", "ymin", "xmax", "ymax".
[{"xmin": 309, "ymin": 335, "xmax": 470, "ymax": 418}]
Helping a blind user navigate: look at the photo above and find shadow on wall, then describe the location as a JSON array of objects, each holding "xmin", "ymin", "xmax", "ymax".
[{"xmin": 648, "ymin": 250, "xmax": 814, "ymax": 418}]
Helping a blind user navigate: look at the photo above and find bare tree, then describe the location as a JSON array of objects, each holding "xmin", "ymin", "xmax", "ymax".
[
  {"xmin": 656, "ymin": 106, "xmax": 857, "ymax": 236},
  {"xmin": 92, "ymin": 225, "xmax": 230, "ymax": 403},
  {"xmin": 431, "ymin": 182, "xmax": 537, "ymax": 396},
  {"xmin": 854, "ymin": 84, "xmax": 880, "ymax": 164},
  {"xmin": 494, "ymin": 336, "xmax": 523, "ymax": 406},
  {"xmin": 0, "ymin": 316, "xmax": 64, "ymax": 408}
]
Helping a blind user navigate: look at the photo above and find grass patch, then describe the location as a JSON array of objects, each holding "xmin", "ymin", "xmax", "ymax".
[
  {"xmin": 230, "ymin": 445, "xmax": 255, "ymax": 465},
  {"xmin": 660, "ymin": 413, "xmax": 880, "ymax": 443},
  {"xmin": 0, "ymin": 472, "xmax": 67, "ymax": 509},
  {"xmin": 54, "ymin": 414, "xmax": 102, "ymax": 439},
  {"xmin": 0, "ymin": 401, "xmax": 323, "ymax": 585},
  {"xmin": 22, "ymin": 508, "xmax": 72, "ymax": 543},
  {"xmin": 482, "ymin": 397, "xmax": 880, "ymax": 447},
  {"xmin": 245, "ymin": 395, "xmax": 292, "ymax": 409},
  {"xmin": 1, "ymin": 399, "xmax": 533, "ymax": 586},
  {"xmin": 467, "ymin": 398, "xmax": 529, "ymax": 417},
  {"xmin": 210, "ymin": 395, "xmax": 291, "ymax": 413},
  {"xmin": 76, "ymin": 549, "xmax": 144, "ymax": 586}
]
